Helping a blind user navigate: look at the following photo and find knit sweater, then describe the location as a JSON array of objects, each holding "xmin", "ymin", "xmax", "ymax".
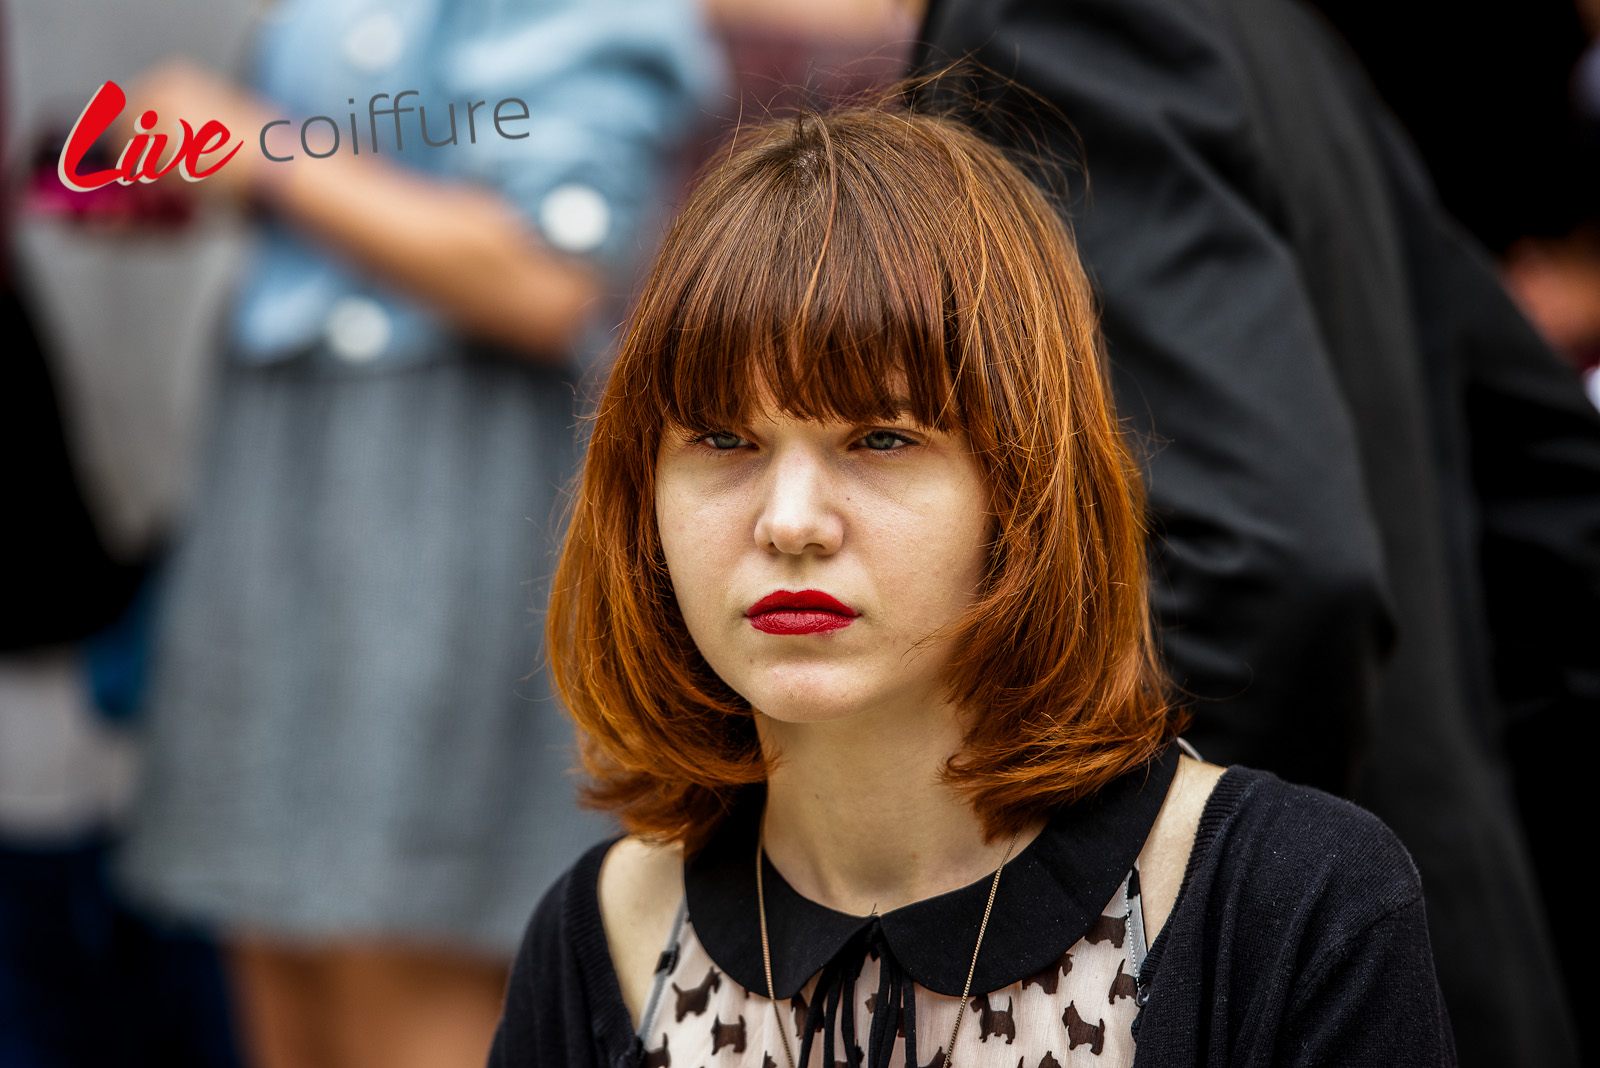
[{"xmin": 487, "ymin": 768, "xmax": 1457, "ymax": 1067}]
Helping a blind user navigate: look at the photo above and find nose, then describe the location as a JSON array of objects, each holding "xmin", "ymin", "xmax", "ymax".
[{"xmin": 753, "ymin": 447, "xmax": 844, "ymax": 556}]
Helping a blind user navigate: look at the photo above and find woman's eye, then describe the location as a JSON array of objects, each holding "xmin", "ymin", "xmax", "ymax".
[
  {"xmin": 700, "ymin": 431, "xmax": 748, "ymax": 450},
  {"xmin": 859, "ymin": 429, "xmax": 914, "ymax": 451}
]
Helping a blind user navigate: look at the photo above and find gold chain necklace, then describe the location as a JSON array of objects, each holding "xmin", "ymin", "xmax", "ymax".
[{"xmin": 756, "ymin": 826, "xmax": 1022, "ymax": 1068}]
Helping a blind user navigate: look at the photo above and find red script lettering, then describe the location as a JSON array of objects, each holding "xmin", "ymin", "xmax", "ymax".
[{"xmin": 58, "ymin": 80, "xmax": 242, "ymax": 191}]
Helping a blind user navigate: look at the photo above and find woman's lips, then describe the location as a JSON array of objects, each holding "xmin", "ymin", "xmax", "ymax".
[{"xmin": 745, "ymin": 589, "xmax": 858, "ymax": 635}]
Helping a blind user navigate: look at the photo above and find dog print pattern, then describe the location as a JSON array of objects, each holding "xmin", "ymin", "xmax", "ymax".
[{"xmin": 636, "ymin": 870, "xmax": 1144, "ymax": 1066}]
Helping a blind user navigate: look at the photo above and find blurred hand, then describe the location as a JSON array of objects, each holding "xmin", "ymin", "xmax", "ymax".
[
  {"xmin": 1503, "ymin": 236, "xmax": 1600, "ymax": 365},
  {"xmin": 105, "ymin": 59, "xmax": 599, "ymax": 359},
  {"xmin": 119, "ymin": 59, "xmax": 274, "ymax": 201},
  {"xmin": 1578, "ymin": 0, "xmax": 1600, "ymax": 36},
  {"xmin": 702, "ymin": 0, "xmax": 920, "ymax": 38}
]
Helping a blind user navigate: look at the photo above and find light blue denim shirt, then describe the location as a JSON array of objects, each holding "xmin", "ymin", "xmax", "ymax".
[{"xmin": 231, "ymin": 0, "xmax": 722, "ymax": 371}]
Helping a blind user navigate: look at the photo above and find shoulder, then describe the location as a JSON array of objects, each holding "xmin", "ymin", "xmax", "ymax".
[
  {"xmin": 1214, "ymin": 768, "xmax": 1420, "ymax": 877},
  {"xmin": 598, "ymin": 836, "xmax": 687, "ymax": 1026},
  {"xmin": 1138, "ymin": 755, "xmax": 1226, "ymax": 942},
  {"xmin": 1135, "ymin": 769, "xmax": 1452, "ymax": 1064},
  {"xmin": 1187, "ymin": 767, "xmax": 1426, "ymax": 948},
  {"xmin": 490, "ymin": 837, "xmax": 638, "ymax": 1068},
  {"xmin": 1142, "ymin": 759, "xmax": 1424, "ymax": 953}
]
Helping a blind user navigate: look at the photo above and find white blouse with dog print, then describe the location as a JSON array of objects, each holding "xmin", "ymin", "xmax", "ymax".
[{"xmin": 638, "ymin": 866, "xmax": 1147, "ymax": 1068}]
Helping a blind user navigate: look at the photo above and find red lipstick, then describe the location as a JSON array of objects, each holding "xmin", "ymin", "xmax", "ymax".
[{"xmin": 745, "ymin": 589, "xmax": 858, "ymax": 635}]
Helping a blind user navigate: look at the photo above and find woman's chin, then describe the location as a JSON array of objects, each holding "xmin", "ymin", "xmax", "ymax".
[
  {"xmin": 716, "ymin": 653, "xmax": 949, "ymax": 727},
  {"xmin": 738, "ymin": 677, "xmax": 868, "ymax": 725},
  {"xmin": 752, "ymin": 700, "xmax": 863, "ymax": 725},
  {"xmin": 744, "ymin": 677, "xmax": 939, "ymax": 728}
]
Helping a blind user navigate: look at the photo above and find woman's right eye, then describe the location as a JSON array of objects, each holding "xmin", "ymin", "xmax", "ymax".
[{"xmin": 699, "ymin": 431, "xmax": 749, "ymax": 450}]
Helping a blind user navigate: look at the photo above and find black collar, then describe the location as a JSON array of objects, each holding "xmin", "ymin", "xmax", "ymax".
[{"xmin": 684, "ymin": 743, "xmax": 1179, "ymax": 998}]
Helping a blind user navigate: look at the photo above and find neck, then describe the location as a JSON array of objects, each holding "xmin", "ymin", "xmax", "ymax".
[{"xmin": 756, "ymin": 701, "xmax": 1036, "ymax": 916}]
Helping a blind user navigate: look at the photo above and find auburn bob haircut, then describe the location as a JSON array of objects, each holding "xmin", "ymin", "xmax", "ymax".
[{"xmin": 547, "ymin": 105, "xmax": 1177, "ymax": 849}]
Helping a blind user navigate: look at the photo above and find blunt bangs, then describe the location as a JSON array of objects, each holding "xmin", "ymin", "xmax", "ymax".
[{"xmin": 632, "ymin": 113, "xmax": 993, "ymax": 436}]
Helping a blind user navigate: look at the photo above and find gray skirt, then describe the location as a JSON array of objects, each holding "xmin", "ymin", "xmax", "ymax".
[{"xmin": 118, "ymin": 355, "xmax": 616, "ymax": 954}]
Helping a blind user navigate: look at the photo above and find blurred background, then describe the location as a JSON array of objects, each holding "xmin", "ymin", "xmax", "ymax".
[
  {"xmin": 1315, "ymin": 0, "xmax": 1600, "ymax": 385},
  {"xmin": 1, "ymin": 0, "xmax": 1596, "ymax": 1066}
]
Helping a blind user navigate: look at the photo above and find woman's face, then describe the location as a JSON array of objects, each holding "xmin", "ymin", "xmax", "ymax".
[{"xmin": 655, "ymin": 403, "xmax": 992, "ymax": 725}]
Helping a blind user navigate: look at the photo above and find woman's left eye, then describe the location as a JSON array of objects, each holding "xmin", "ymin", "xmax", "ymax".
[
  {"xmin": 858, "ymin": 429, "xmax": 915, "ymax": 451},
  {"xmin": 699, "ymin": 431, "xmax": 749, "ymax": 450}
]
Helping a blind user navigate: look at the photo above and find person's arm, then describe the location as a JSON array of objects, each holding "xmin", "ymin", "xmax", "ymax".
[
  {"xmin": 128, "ymin": 62, "xmax": 599, "ymax": 362},
  {"xmin": 1374, "ymin": 128, "xmax": 1600, "ymax": 724},
  {"xmin": 1278, "ymin": 896, "xmax": 1456, "ymax": 1066},
  {"xmin": 489, "ymin": 841, "xmax": 635, "ymax": 1068},
  {"xmin": 918, "ymin": 0, "xmax": 1395, "ymax": 793},
  {"xmin": 489, "ymin": 867, "xmax": 590, "ymax": 1068}
]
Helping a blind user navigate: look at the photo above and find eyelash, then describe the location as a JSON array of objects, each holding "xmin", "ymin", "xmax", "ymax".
[
  {"xmin": 855, "ymin": 429, "xmax": 917, "ymax": 452},
  {"xmin": 685, "ymin": 430, "xmax": 749, "ymax": 450},
  {"xmin": 682, "ymin": 429, "xmax": 919, "ymax": 452}
]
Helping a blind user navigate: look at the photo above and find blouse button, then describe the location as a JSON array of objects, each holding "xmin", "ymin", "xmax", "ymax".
[
  {"xmin": 342, "ymin": 11, "xmax": 404, "ymax": 72},
  {"xmin": 325, "ymin": 296, "xmax": 392, "ymax": 363},
  {"xmin": 539, "ymin": 184, "xmax": 611, "ymax": 254}
]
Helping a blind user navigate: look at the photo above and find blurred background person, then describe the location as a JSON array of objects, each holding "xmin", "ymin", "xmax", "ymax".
[
  {"xmin": 3, "ymin": 0, "xmax": 253, "ymax": 1064},
  {"xmin": 1307, "ymin": 1, "xmax": 1600, "ymax": 1052},
  {"xmin": 1312, "ymin": 0, "xmax": 1600, "ymax": 384},
  {"xmin": 913, "ymin": 0, "xmax": 1600, "ymax": 1066},
  {"xmin": 1, "ymin": 175, "xmax": 241, "ymax": 1068},
  {"xmin": 97, "ymin": 3, "xmax": 718, "ymax": 1068},
  {"xmin": 698, "ymin": 0, "xmax": 914, "ymax": 122}
]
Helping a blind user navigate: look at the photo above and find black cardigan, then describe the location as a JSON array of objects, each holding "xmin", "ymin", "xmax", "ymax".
[{"xmin": 487, "ymin": 768, "xmax": 1457, "ymax": 1067}]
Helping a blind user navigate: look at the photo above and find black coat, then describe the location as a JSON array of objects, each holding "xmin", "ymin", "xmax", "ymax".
[{"xmin": 913, "ymin": 1, "xmax": 1600, "ymax": 1065}]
